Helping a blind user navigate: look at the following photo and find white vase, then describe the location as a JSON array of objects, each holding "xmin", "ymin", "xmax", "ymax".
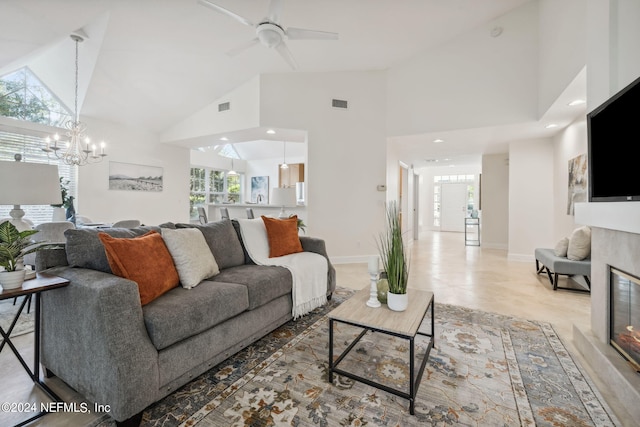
[
  {"xmin": 52, "ymin": 207, "xmax": 66, "ymax": 221},
  {"xmin": 387, "ymin": 291, "xmax": 408, "ymax": 312},
  {"xmin": 0, "ymin": 269, "xmax": 26, "ymax": 290}
]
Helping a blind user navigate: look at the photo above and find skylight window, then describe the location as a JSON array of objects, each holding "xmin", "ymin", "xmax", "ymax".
[
  {"xmin": 219, "ymin": 143, "xmax": 240, "ymax": 159},
  {"xmin": 0, "ymin": 67, "xmax": 71, "ymax": 127}
]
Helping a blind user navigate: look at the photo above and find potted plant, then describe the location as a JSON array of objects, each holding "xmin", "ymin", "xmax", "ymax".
[
  {"xmin": 51, "ymin": 177, "xmax": 73, "ymax": 221},
  {"xmin": 377, "ymin": 201, "xmax": 409, "ymax": 311},
  {"xmin": 0, "ymin": 220, "xmax": 55, "ymax": 289}
]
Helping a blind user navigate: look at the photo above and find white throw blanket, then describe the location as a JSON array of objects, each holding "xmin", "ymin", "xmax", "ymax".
[{"xmin": 236, "ymin": 218, "xmax": 328, "ymax": 319}]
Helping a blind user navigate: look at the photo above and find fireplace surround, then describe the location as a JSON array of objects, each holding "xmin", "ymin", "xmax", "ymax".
[{"xmin": 574, "ymin": 202, "xmax": 640, "ymax": 424}]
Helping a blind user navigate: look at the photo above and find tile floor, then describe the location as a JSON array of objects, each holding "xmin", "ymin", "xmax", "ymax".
[{"xmin": 0, "ymin": 230, "xmax": 633, "ymax": 426}]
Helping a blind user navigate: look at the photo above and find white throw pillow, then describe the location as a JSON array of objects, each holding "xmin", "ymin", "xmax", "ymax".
[
  {"xmin": 554, "ymin": 237, "xmax": 569, "ymax": 257},
  {"xmin": 567, "ymin": 226, "xmax": 591, "ymax": 261},
  {"xmin": 161, "ymin": 228, "xmax": 219, "ymax": 289}
]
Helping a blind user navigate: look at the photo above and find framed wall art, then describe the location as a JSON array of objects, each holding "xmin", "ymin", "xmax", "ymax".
[
  {"xmin": 109, "ymin": 161, "xmax": 163, "ymax": 192},
  {"xmin": 251, "ymin": 176, "xmax": 269, "ymax": 204}
]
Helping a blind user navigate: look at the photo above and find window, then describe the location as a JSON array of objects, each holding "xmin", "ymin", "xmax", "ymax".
[
  {"xmin": 0, "ymin": 67, "xmax": 71, "ymax": 127},
  {"xmin": 189, "ymin": 167, "xmax": 243, "ymax": 219},
  {"xmin": 433, "ymin": 174, "xmax": 476, "ymax": 227},
  {"xmin": 0, "ymin": 67, "xmax": 76, "ymax": 226},
  {"xmin": 0, "ymin": 132, "xmax": 77, "ymax": 225}
]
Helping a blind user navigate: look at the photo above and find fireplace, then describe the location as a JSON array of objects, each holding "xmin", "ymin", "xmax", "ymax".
[{"xmin": 610, "ymin": 267, "xmax": 640, "ymax": 372}]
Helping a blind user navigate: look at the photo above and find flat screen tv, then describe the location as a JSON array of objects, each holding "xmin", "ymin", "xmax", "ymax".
[{"xmin": 588, "ymin": 74, "xmax": 640, "ymax": 202}]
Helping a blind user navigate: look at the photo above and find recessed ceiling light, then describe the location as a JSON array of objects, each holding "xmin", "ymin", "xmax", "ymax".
[
  {"xmin": 433, "ymin": 138, "xmax": 445, "ymax": 143},
  {"xmin": 220, "ymin": 137, "xmax": 228, "ymax": 141},
  {"xmin": 568, "ymin": 99, "xmax": 586, "ymax": 106},
  {"xmin": 266, "ymin": 129, "xmax": 276, "ymax": 134},
  {"xmin": 545, "ymin": 123, "xmax": 558, "ymax": 129}
]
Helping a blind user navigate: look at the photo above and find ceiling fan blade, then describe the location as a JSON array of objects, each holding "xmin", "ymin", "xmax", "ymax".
[
  {"xmin": 197, "ymin": 0, "xmax": 254, "ymax": 27},
  {"xmin": 267, "ymin": 0, "xmax": 282, "ymax": 23},
  {"xmin": 275, "ymin": 42, "xmax": 298, "ymax": 70},
  {"xmin": 285, "ymin": 27, "xmax": 339, "ymax": 40},
  {"xmin": 226, "ymin": 38, "xmax": 260, "ymax": 57}
]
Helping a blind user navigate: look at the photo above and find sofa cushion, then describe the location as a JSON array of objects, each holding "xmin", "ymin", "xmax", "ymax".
[
  {"xmin": 98, "ymin": 231, "xmax": 179, "ymax": 305},
  {"xmin": 567, "ymin": 226, "xmax": 591, "ymax": 261},
  {"xmin": 65, "ymin": 226, "xmax": 160, "ymax": 273},
  {"xmin": 175, "ymin": 219, "xmax": 245, "ymax": 269},
  {"xmin": 161, "ymin": 228, "xmax": 219, "ymax": 289},
  {"xmin": 261, "ymin": 215, "xmax": 303, "ymax": 258},
  {"xmin": 211, "ymin": 264, "xmax": 292, "ymax": 310},
  {"xmin": 142, "ymin": 281, "xmax": 249, "ymax": 350}
]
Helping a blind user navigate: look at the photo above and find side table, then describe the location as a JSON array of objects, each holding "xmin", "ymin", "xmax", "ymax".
[{"xmin": 0, "ymin": 273, "xmax": 70, "ymax": 427}]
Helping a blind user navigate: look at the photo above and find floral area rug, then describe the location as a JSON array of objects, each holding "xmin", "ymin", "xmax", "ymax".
[
  {"xmin": 0, "ymin": 295, "xmax": 34, "ymax": 337},
  {"xmin": 99, "ymin": 288, "xmax": 619, "ymax": 427}
]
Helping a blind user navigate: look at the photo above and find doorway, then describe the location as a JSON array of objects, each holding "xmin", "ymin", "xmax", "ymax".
[{"xmin": 440, "ymin": 183, "xmax": 467, "ymax": 232}]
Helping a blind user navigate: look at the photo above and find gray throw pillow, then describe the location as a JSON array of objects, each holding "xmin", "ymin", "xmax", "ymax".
[
  {"xmin": 567, "ymin": 226, "xmax": 591, "ymax": 261},
  {"xmin": 65, "ymin": 226, "xmax": 160, "ymax": 273},
  {"xmin": 175, "ymin": 219, "xmax": 245, "ymax": 269},
  {"xmin": 161, "ymin": 228, "xmax": 219, "ymax": 289}
]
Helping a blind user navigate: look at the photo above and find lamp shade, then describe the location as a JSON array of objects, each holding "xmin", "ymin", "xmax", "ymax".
[
  {"xmin": 0, "ymin": 161, "xmax": 62, "ymax": 206},
  {"xmin": 271, "ymin": 187, "xmax": 296, "ymax": 207}
]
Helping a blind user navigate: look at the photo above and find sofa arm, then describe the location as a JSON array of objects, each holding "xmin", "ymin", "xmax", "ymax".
[
  {"xmin": 35, "ymin": 246, "xmax": 68, "ymax": 271},
  {"xmin": 40, "ymin": 266, "xmax": 158, "ymax": 422},
  {"xmin": 300, "ymin": 236, "xmax": 336, "ymax": 296}
]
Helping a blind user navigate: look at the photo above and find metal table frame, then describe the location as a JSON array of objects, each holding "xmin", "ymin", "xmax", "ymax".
[
  {"xmin": 0, "ymin": 274, "xmax": 69, "ymax": 427},
  {"xmin": 328, "ymin": 294, "xmax": 434, "ymax": 415}
]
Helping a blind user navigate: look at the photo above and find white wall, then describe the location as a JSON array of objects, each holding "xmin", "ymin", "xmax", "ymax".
[
  {"xmin": 538, "ymin": 0, "xmax": 587, "ymax": 117},
  {"xmin": 77, "ymin": 117, "xmax": 190, "ymax": 225},
  {"xmin": 161, "ymin": 76, "xmax": 260, "ymax": 143},
  {"xmin": 507, "ymin": 138, "xmax": 555, "ymax": 260},
  {"xmin": 258, "ymin": 71, "xmax": 387, "ymax": 262},
  {"xmin": 552, "ymin": 116, "xmax": 587, "ymax": 239},
  {"xmin": 480, "ymin": 153, "xmax": 509, "ymax": 249},
  {"xmin": 386, "ymin": 1, "xmax": 539, "ymax": 137}
]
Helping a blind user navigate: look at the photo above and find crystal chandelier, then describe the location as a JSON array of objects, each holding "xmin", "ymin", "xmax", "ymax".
[{"xmin": 43, "ymin": 33, "xmax": 106, "ymax": 166}]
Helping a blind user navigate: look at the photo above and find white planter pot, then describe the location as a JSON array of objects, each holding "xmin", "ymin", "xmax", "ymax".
[
  {"xmin": 0, "ymin": 269, "xmax": 26, "ymax": 290},
  {"xmin": 387, "ymin": 291, "xmax": 408, "ymax": 312},
  {"xmin": 52, "ymin": 207, "xmax": 66, "ymax": 221}
]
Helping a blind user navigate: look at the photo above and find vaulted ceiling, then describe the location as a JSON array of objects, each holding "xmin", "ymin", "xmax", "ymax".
[{"xmin": 1, "ymin": 0, "xmax": 585, "ymax": 166}]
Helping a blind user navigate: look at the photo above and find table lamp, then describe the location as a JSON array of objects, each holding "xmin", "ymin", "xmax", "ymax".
[
  {"xmin": 0, "ymin": 156, "xmax": 62, "ymax": 231},
  {"xmin": 271, "ymin": 187, "xmax": 297, "ymax": 219}
]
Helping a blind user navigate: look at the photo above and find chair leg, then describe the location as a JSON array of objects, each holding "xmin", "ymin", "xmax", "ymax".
[{"xmin": 553, "ymin": 273, "xmax": 559, "ymax": 290}]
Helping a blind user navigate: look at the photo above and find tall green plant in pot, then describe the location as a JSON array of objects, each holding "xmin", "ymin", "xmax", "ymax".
[{"xmin": 377, "ymin": 201, "xmax": 409, "ymax": 311}]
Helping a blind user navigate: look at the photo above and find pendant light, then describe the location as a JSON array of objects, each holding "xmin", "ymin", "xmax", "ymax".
[
  {"xmin": 228, "ymin": 143, "xmax": 237, "ymax": 175},
  {"xmin": 43, "ymin": 32, "xmax": 107, "ymax": 166},
  {"xmin": 280, "ymin": 141, "xmax": 289, "ymax": 169}
]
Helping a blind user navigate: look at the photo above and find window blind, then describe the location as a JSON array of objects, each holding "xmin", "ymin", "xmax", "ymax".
[{"xmin": 0, "ymin": 131, "xmax": 77, "ymax": 225}]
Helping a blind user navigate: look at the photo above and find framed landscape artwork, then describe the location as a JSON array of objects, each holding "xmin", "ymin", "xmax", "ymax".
[
  {"xmin": 109, "ymin": 161, "xmax": 163, "ymax": 192},
  {"xmin": 251, "ymin": 176, "xmax": 269, "ymax": 204}
]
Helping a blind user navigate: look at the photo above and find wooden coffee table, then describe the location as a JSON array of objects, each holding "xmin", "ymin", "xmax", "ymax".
[{"xmin": 328, "ymin": 286, "xmax": 434, "ymax": 415}]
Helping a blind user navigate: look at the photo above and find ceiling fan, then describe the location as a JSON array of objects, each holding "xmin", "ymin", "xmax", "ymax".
[{"xmin": 198, "ymin": 0, "xmax": 338, "ymax": 70}]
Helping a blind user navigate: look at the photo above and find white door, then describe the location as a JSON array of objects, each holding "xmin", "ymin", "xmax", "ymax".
[{"xmin": 440, "ymin": 183, "xmax": 467, "ymax": 232}]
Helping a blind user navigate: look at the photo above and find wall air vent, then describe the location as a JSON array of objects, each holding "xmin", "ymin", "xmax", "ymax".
[
  {"xmin": 332, "ymin": 99, "xmax": 348, "ymax": 109},
  {"xmin": 218, "ymin": 102, "xmax": 231, "ymax": 112}
]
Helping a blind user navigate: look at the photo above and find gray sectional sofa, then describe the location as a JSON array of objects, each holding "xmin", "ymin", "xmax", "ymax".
[{"xmin": 35, "ymin": 219, "xmax": 335, "ymax": 425}]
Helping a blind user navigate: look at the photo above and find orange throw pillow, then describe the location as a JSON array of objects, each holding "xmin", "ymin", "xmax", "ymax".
[
  {"xmin": 98, "ymin": 230, "xmax": 179, "ymax": 305},
  {"xmin": 261, "ymin": 215, "xmax": 303, "ymax": 258}
]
